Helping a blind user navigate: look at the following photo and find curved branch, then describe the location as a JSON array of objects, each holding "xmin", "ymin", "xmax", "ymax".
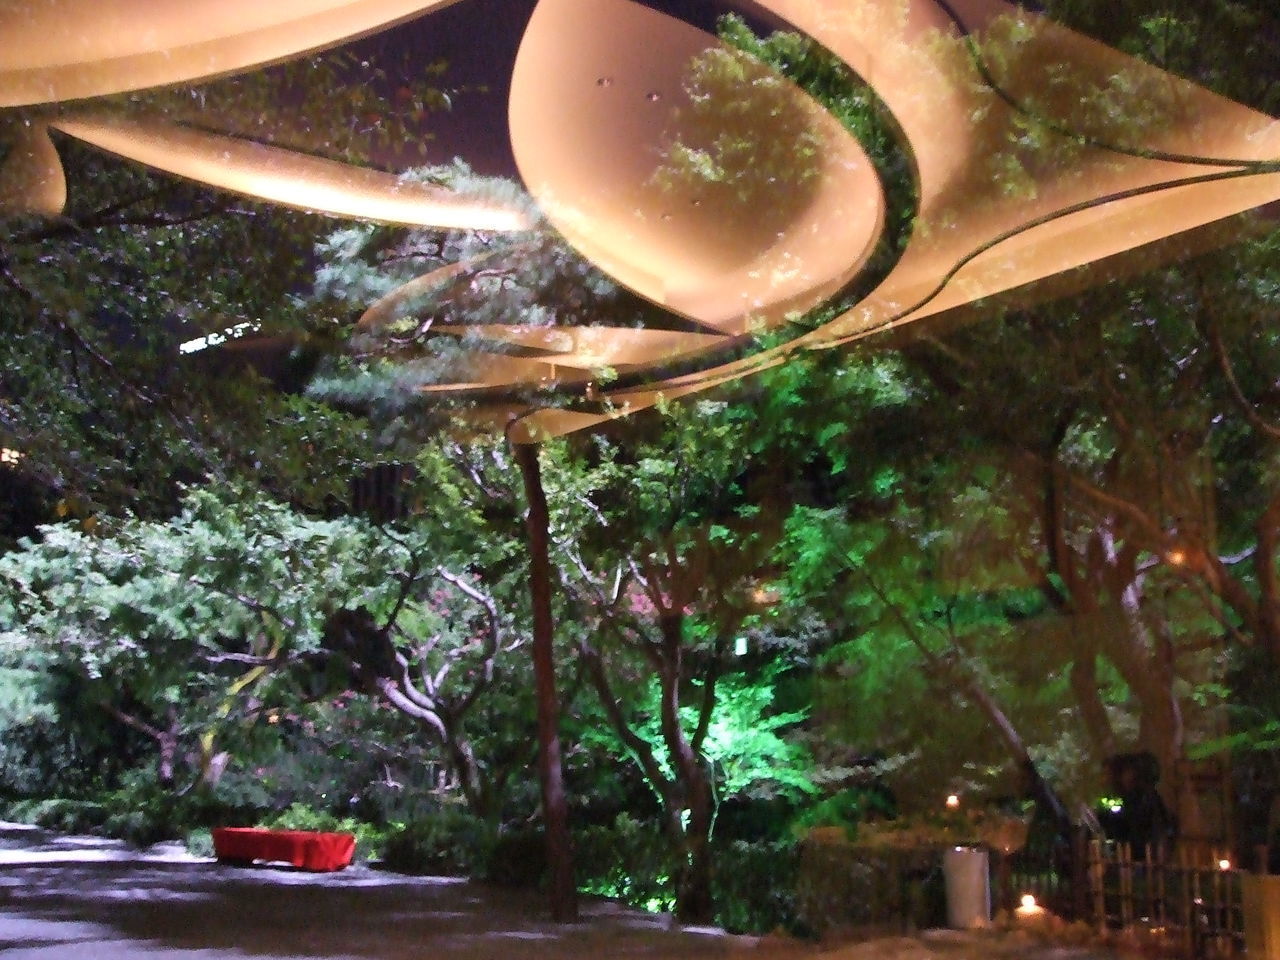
[
  {"xmin": 373, "ymin": 676, "xmax": 447, "ymax": 739},
  {"xmin": 1206, "ymin": 318, "xmax": 1280, "ymax": 441}
]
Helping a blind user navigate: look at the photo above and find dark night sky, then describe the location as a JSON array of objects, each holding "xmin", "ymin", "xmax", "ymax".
[{"xmin": 350, "ymin": 0, "xmax": 791, "ymax": 176}]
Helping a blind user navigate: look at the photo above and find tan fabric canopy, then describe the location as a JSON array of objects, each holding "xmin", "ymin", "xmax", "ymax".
[
  {"xmin": 0, "ymin": 0, "xmax": 531, "ymax": 231},
  {"xmin": 0, "ymin": 0, "xmax": 463, "ymax": 107},
  {"xmin": 52, "ymin": 115, "xmax": 533, "ymax": 231},
  {"xmin": 3, "ymin": 0, "xmax": 1278, "ymax": 441},
  {"xmin": 508, "ymin": 0, "xmax": 885, "ymax": 337},
  {"xmin": 502, "ymin": 0, "xmax": 1280, "ymax": 439},
  {"xmin": 0, "ymin": 123, "xmax": 64, "ymax": 216}
]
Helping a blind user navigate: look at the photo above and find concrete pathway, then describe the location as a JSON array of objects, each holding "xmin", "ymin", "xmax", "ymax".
[{"xmin": 0, "ymin": 823, "xmax": 1122, "ymax": 960}]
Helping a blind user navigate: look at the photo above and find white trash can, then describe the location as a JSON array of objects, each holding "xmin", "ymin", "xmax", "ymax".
[{"xmin": 943, "ymin": 845, "xmax": 991, "ymax": 929}]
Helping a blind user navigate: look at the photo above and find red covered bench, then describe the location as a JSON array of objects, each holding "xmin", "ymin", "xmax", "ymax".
[{"xmin": 212, "ymin": 827, "xmax": 356, "ymax": 872}]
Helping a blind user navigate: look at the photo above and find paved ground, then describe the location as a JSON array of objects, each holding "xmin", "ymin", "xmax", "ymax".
[{"xmin": 0, "ymin": 823, "xmax": 1122, "ymax": 960}]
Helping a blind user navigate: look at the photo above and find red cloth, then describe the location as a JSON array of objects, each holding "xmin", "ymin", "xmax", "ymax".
[{"xmin": 212, "ymin": 827, "xmax": 356, "ymax": 872}]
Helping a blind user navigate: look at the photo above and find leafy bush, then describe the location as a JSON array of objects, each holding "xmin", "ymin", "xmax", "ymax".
[
  {"xmin": 575, "ymin": 814, "xmax": 676, "ymax": 913},
  {"xmin": 484, "ymin": 827, "xmax": 545, "ymax": 886},
  {"xmin": 574, "ymin": 815, "xmax": 806, "ymax": 934},
  {"xmin": 184, "ymin": 827, "xmax": 215, "ymax": 859},
  {"xmin": 712, "ymin": 838, "xmax": 800, "ymax": 934},
  {"xmin": 102, "ymin": 809, "xmax": 173, "ymax": 847},
  {"xmin": 793, "ymin": 835, "xmax": 945, "ymax": 936},
  {"xmin": 381, "ymin": 807, "xmax": 495, "ymax": 875},
  {"xmin": 2, "ymin": 797, "xmax": 107, "ymax": 834}
]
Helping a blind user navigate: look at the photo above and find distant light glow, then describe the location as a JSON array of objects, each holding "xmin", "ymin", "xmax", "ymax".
[
  {"xmin": 946, "ymin": 794, "xmax": 960, "ymax": 809},
  {"xmin": 1219, "ymin": 859, "xmax": 1231, "ymax": 871},
  {"xmin": 751, "ymin": 587, "xmax": 780, "ymax": 607},
  {"xmin": 1167, "ymin": 547, "xmax": 1188, "ymax": 566},
  {"xmin": 0, "ymin": 447, "xmax": 23, "ymax": 465},
  {"xmin": 1021, "ymin": 894, "xmax": 1037, "ymax": 910},
  {"xmin": 179, "ymin": 321, "xmax": 259, "ymax": 355}
]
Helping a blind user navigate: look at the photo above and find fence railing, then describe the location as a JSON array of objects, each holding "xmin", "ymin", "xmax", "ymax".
[
  {"xmin": 796, "ymin": 832, "xmax": 1253, "ymax": 957},
  {"xmin": 1081, "ymin": 840, "xmax": 1244, "ymax": 958},
  {"xmin": 1003, "ymin": 835, "xmax": 1246, "ymax": 957}
]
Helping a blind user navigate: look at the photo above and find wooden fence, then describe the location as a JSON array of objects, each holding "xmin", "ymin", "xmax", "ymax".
[
  {"xmin": 1084, "ymin": 841, "xmax": 1243, "ymax": 957},
  {"xmin": 1001, "ymin": 837, "xmax": 1246, "ymax": 957},
  {"xmin": 795, "ymin": 833, "xmax": 1254, "ymax": 957}
]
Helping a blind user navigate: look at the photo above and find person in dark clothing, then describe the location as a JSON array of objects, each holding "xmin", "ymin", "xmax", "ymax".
[{"xmin": 1100, "ymin": 752, "xmax": 1177, "ymax": 854}]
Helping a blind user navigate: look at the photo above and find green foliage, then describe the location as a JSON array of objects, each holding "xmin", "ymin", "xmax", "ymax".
[
  {"xmin": 575, "ymin": 814, "xmax": 677, "ymax": 912},
  {"xmin": 184, "ymin": 828, "xmax": 215, "ymax": 859},
  {"xmin": 309, "ymin": 162, "xmax": 677, "ymax": 415},
  {"xmin": 712, "ymin": 838, "xmax": 801, "ymax": 934},
  {"xmin": 0, "ymin": 43, "xmax": 457, "ymax": 523},
  {"xmin": 578, "ymin": 665, "xmax": 814, "ymax": 808},
  {"xmin": 794, "ymin": 840, "xmax": 944, "ymax": 936},
  {"xmin": 1, "ymin": 797, "xmax": 108, "ymax": 835},
  {"xmin": 717, "ymin": 14, "xmax": 917, "ymax": 266},
  {"xmin": 789, "ymin": 789, "xmax": 873, "ymax": 840},
  {"xmin": 0, "ymin": 484, "xmax": 410, "ymax": 801},
  {"xmin": 0, "ymin": 151, "xmax": 376, "ymax": 520},
  {"xmin": 381, "ymin": 807, "xmax": 496, "ymax": 876}
]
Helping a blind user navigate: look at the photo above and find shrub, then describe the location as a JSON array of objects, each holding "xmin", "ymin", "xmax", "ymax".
[
  {"xmin": 574, "ymin": 814, "xmax": 677, "ymax": 913},
  {"xmin": 4, "ymin": 797, "xmax": 107, "ymax": 834},
  {"xmin": 381, "ymin": 807, "xmax": 495, "ymax": 875},
  {"xmin": 184, "ymin": 827, "xmax": 215, "ymax": 859},
  {"xmin": 101, "ymin": 808, "xmax": 173, "ymax": 847},
  {"xmin": 792, "ymin": 835, "xmax": 945, "ymax": 936},
  {"xmin": 484, "ymin": 827, "xmax": 545, "ymax": 886},
  {"xmin": 712, "ymin": 838, "xmax": 801, "ymax": 934}
]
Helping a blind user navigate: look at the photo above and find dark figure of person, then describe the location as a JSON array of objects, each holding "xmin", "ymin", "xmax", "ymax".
[{"xmin": 1100, "ymin": 752, "xmax": 1177, "ymax": 855}]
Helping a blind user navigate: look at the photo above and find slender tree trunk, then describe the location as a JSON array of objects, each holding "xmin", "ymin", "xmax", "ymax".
[
  {"xmin": 1069, "ymin": 647, "xmax": 1117, "ymax": 763},
  {"xmin": 512, "ymin": 440, "xmax": 578, "ymax": 922},
  {"xmin": 657, "ymin": 613, "xmax": 716, "ymax": 923},
  {"xmin": 958, "ymin": 667, "xmax": 1071, "ymax": 833},
  {"xmin": 445, "ymin": 732, "xmax": 491, "ymax": 822},
  {"xmin": 157, "ymin": 733, "xmax": 177, "ymax": 788}
]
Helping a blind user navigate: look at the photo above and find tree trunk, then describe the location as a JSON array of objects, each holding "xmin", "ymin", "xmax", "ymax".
[
  {"xmin": 678, "ymin": 767, "xmax": 715, "ymax": 924},
  {"xmin": 657, "ymin": 612, "xmax": 716, "ymax": 923},
  {"xmin": 512, "ymin": 440, "xmax": 578, "ymax": 923},
  {"xmin": 445, "ymin": 731, "xmax": 493, "ymax": 822},
  {"xmin": 958, "ymin": 667, "xmax": 1071, "ymax": 834},
  {"xmin": 157, "ymin": 733, "xmax": 177, "ymax": 788},
  {"xmin": 1069, "ymin": 647, "xmax": 1117, "ymax": 763}
]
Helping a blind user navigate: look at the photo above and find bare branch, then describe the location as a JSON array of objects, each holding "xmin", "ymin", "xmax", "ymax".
[{"xmin": 1206, "ymin": 317, "xmax": 1280, "ymax": 441}]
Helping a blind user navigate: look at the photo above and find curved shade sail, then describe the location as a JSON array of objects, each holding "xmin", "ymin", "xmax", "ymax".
[
  {"xmin": 3, "ymin": 0, "xmax": 1279, "ymax": 441},
  {"xmin": 0, "ymin": 0, "xmax": 464, "ymax": 107},
  {"xmin": 432, "ymin": 325, "xmax": 728, "ymax": 369},
  {"xmin": 0, "ymin": 123, "xmax": 65, "ymax": 216},
  {"xmin": 51, "ymin": 115, "xmax": 533, "ymax": 231},
  {"xmin": 501, "ymin": 0, "xmax": 1280, "ymax": 439},
  {"xmin": 508, "ymin": 0, "xmax": 885, "ymax": 336}
]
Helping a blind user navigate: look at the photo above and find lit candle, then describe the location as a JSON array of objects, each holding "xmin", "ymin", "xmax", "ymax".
[{"xmin": 1015, "ymin": 893, "xmax": 1047, "ymax": 927}]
